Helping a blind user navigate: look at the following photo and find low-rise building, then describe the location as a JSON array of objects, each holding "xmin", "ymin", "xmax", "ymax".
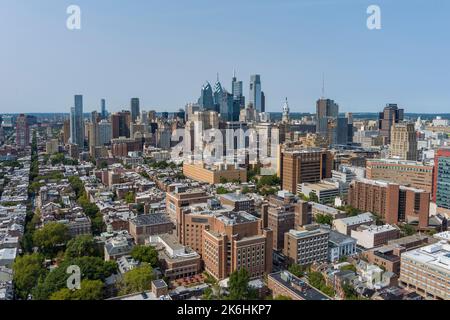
[
  {"xmin": 104, "ymin": 233, "xmax": 135, "ymax": 261},
  {"xmin": 299, "ymin": 181, "xmax": 339, "ymax": 205},
  {"xmin": 332, "ymin": 212, "xmax": 374, "ymax": 236},
  {"xmin": 399, "ymin": 242, "xmax": 450, "ymax": 300},
  {"xmin": 268, "ymin": 271, "xmax": 331, "ymax": 300},
  {"xmin": 328, "ymin": 230, "xmax": 357, "ymax": 262},
  {"xmin": 149, "ymin": 233, "xmax": 201, "ymax": 280},
  {"xmin": 351, "ymin": 224, "xmax": 400, "ymax": 249},
  {"xmin": 129, "ymin": 213, "xmax": 174, "ymax": 245}
]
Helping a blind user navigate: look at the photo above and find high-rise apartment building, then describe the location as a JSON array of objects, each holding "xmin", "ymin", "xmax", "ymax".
[
  {"xmin": 366, "ymin": 159, "xmax": 434, "ymax": 193},
  {"xmin": 178, "ymin": 201, "xmax": 273, "ymax": 280},
  {"xmin": 130, "ymin": 98, "xmax": 140, "ymax": 124},
  {"xmin": 378, "ymin": 104, "xmax": 404, "ymax": 143},
  {"xmin": 98, "ymin": 120, "xmax": 112, "ymax": 145},
  {"xmin": 70, "ymin": 95, "xmax": 84, "ymax": 147},
  {"xmin": 111, "ymin": 111, "xmax": 131, "ymax": 138},
  {"xmin": 280, "ymin": 148, "xmax": 333, "ymax": 194},
  {"xmin": 433, "ymin": 148, "xmax": 450, "ymax": 214},
  {"xmin": 62, "ymin": 119, "xmax": 70, "ymax": 144},
  {"xmin": 15, "ymin": 114, "xmax": 30, "ymax": 149},
  {"xmin": 249, "ymin": 75, "xmax": 262, "ymax": 113},
  {"xmin": 348, "ymin": 179, "xmax": 430, "ymax": 228},
  {"xmin": 389, "ymin": 123, "xmax": 418, "ymax": 161}
]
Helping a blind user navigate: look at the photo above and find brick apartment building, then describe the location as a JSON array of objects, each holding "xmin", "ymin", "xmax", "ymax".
[
  {"xmin": 366, "ymin": 159, "xmax": 434, "ymax": 194},
  {"xmin": 280, "ymin": 148, "xmax": 333, "ymax": 194},
  {"xmin": 178, "ymin": 202, "xmax": 273, "ymax": 280},
  {"xmin": 348, "ymin": 178, "xmax": 430, "ymax": 228}
]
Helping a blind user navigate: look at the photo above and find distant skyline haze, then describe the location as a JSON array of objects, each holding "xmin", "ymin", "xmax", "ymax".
[{"xmin": 1, "ymin": 0, "xmax": 449, "ymax": 114}]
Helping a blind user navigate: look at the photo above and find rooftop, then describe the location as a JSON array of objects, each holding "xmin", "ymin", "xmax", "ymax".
[
  {"xmin": 269, "ymin": 271, "xmax": 330, "ymax": 300},
  {"xmin": 335, "ymin": 212, "xmax": 374, "ymax": 226},
  {"xmin": 402, "ymin": 241, "xmax": 450, "ymax": 272},
  {"xmin": 131, "ymin": 213, "xmax": 172, "ymax": 227}
]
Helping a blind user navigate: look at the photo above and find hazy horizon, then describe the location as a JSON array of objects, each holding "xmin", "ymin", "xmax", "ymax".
[{"xmin": 1, "ymin": 0, "xmax": 450, "ymax": 114}]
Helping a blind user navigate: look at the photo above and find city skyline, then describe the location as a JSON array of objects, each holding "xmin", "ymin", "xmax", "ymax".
[{"xmin": 1, "ymin": 0, "xmax": 450, "ymax": 114}]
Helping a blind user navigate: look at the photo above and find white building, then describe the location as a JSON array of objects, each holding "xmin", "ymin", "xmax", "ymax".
[
  {"xmin": 351, "ymin": 224, "xmax": 399, "ymax": 249},
  {"xmin": 98, "ymin": 120, "xmax": 112, "ymax": 145},
  {"xmin": 328, "ymin": 230, "xmax": 357, "ymax": 262}
]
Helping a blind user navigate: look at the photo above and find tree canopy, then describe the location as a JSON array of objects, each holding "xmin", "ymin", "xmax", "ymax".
[
  {"xmin": 33, "ymin": 222, "xmax": 70, "ymax": 257},
  {"xmin": 119, "ymin": 263, "xmax": 154, "ymax": 295},
  {"xmin": 227, "ymin": 268, "xmax": 257, "ymax": 300},
  {"xmin": 131, "ymin": 245, "xmax": 159, "ymax": 267},
  {"xmin": 13, "ymin": 253, "xmax": 46, "ymax": 300},
  {"xmin": 64, "ymin": 235, "xmax": 99, "ymax": 260},
  {"xmin": 49, "ymin": 279, "xmax": 104, "ymax": 300}
]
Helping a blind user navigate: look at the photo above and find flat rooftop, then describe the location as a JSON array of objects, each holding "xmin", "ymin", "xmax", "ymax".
[
  {"xmin": 269, "ymin": 271, "xmax": 330, "ymax": 300},
  {"xmin": 335, "ymin": 212, "xmax": 374, "ymax": 226},
  {"xmin": 131, "ymin": 213, "xmax": 172, "ymax": 226},
  {"xmin": 402, "ymin": 242, "xmax": 450, "ymax": 272}
]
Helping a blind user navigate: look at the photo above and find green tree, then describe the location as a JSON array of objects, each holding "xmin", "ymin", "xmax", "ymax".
[
  {"xmin": 124, "ymin": 191, "xmax": 136, "ymax": 204},
  {"xmin": 308, "ymin": 272, "xmax": 335, "ymax": 298},
  {"xmin": 131, "ymin": 245, "xmax": 159, "ymax": 267},
  {"xmin": 401, "ymin": 224, "xmax": 416, "ymax": 236},
  {"xmin": 13, "ymin": 253, "xmax": 46, "ymax": 299},
  {"xmin": 315, "ymin": 214, "xmax": 333, "ymax": 226},
  {"xmin": 33, "ymin": 222, "xmax": 70, "ymax": 257},
  {"xmin": 342, "ymin": 281, "xmax": 359, "ymax": 300},
  {"xmin": 340, "ymin": 264, "xmax": 357, "ymax": 273},
  {"xmin": 308, "ymin": 192, "xmax": 319, "ymax": 203},
  {"xmin": 288, "ymin": 264, "xmax": 305, "ymax": 278},
  {"xmin": 49, "ymin": 280, "xmax": 104, "ymax": 300},
  {"xmin": 64, "ymin": 235, "xmax": 99, "ymax": 259},
  {"xmin": 119, "ymin": 263, "xmax": 154, "ymax": 295},
  {"xmin": 219, "ymin": 177, "xmax": 228, "ymax": 184},
  {"xmin": 216, "ymin": 186, "xmax": 230, "ymax": 195},
  {"xmin": 32, "ymin": 256, "xmax": 117, "ymax": 300},
  {"xmin": 227, "ymin": 268, "xmax": 257, "ymax": 300}
]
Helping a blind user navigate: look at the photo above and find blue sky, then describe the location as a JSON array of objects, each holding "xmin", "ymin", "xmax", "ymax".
[{"xmin": 1, "ymin": 0, "xmax": 449, "ymax": 114}]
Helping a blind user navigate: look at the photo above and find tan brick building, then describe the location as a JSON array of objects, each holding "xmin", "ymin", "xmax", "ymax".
[
  {"xmin": 366, "ymin": 159, "xmax": 433, "ymax": 194},
  {"xmin": 183, "ymin": 162, "xmax": 247, "ymax": 184},
  {"xmin": 280, "ymin": 148, "xmax": 333, "ymax": 194},
  {"xmin": 178, "ymin": 202, "xmax": 273, "ymax": 280}
]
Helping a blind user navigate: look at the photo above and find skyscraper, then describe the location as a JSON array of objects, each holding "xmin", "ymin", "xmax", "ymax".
[
  {"xmin": 282, "ymin": 98, "xmax": 290, "ymax": 123},
  {"xmin": 111, "ymin": 111, "xmax": 131, "ymax": 138},
  {"xmin": 249, "ymin": 75, "xmax": 262, "ymax": 112},
  {"xmin": 379, "ymin": 104, "xmax": 404, "ymax": 144},
  {"xmin": 70, "ymin": 95, "xmax": 84, "ymax": 147},
  {"xmin": 101, "ymin": 99, "xmax": 107, "ymax": 119},
  {"xmin": 213, "ymin": 78, "xmax": 235, "ymax": 121},
  {"xmin": 433, "ymin": 148, "xmax": 450, "ymax": 213},
  {"xmin": 232, "ymin": 72, "xmax": 245, "ymax": 109},
  {"xmin": 199, "ymin": 82, "xmax": 215, "ymax": 111},
  {"xmin": 15, "ymin": 114, "xmax": 30, "ymax": 149},
  {"xmin": 261, "ymin": 91, "xmax": 266, "ymax": 113},
  {"xmin": 316, "ymin": 98, "xmax": 340, "ymax": 145},
  {"xmin": 389, "ymin": 123, "xmax": 418, "ymax": 161},
  {"xmin": 131, "ymin": 98, "xmax": 140, "ymax": 123}
]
